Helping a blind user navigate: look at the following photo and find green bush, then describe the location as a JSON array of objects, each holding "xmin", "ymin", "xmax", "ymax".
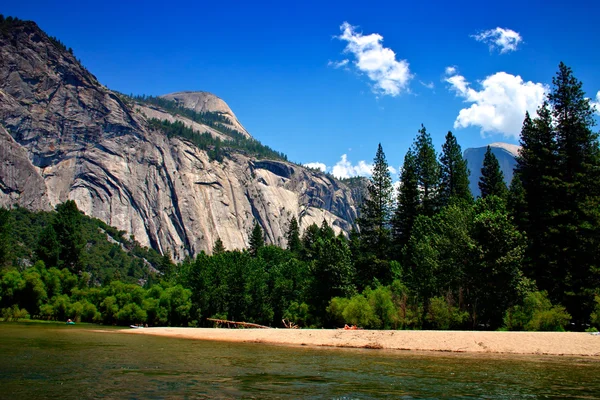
[
  {"xmin": 590, "ymin": 295, "xmax": 600, "ymax": 329},
  {"xmin": 425, "ymin": 296, "xmax": 468, "ymax": 330},
  {"xmin": 503, "ymin": 291, "xmax": 571, "ymax": 331}
]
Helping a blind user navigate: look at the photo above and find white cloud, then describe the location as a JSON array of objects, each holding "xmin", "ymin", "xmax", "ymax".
[
  {"xmin": 328, "ymin": 59, "xmax": 349, "ymax": 69},
  {"xmin": 332, "ymin": 154, "xmax": 373, "ymax": 178},
  {"xmin": 472, "ymin": 27, "xmax": 523, "ymax": 54},
  {"xmin": 388, "ymin": 166, "xmax": 398, "ymax": 175},
  {"xmin": 445, "ymin": 66, "xmax": 457, "ymax": 75},
  {"xmin": 335, "ymin": 22, "xmax": 412, "ymax": 96},
  {"xmin": 445, "ymin": 67, "xmax": 547, "ymax": 138},
  {"xmin": 420, "ymin": 81, "xmax": 434, "ymax": 89},
  {"xmin": 591, "ymin": 91, "xmax": 600, "ymax": 115},
  {"xmin": 303, "ymin": 162, "xmax": 327, "ymax": 172}
]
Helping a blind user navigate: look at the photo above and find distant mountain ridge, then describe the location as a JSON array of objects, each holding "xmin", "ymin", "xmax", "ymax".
[
  {"xmin": 463, "ymin": 142, "xmax": 520, "ymax": 196},
  {"xmin": 161, "ymin": 91, "xmax": 251, "ymax": 139}
]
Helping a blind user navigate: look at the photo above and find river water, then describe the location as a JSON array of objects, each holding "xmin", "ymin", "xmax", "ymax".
[{"xmin": 1, "ymin": 323, "xmax": 599, "ymax": 399}]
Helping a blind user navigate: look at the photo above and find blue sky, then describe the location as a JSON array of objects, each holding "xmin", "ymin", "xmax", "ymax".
[{"xmin": 4, "ymin": 0, "xmax": 600, "ymax": 179}]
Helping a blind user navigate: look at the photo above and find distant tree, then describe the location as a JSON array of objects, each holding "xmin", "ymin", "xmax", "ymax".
[
  {"xmin": 53, "ymin": 201, "xmax": 84, "ymax": 273},
  {"xmin": 478, "ymin": 146, "xmax": 508, "ymax": 199},
  {"xmin": 286, "ymin": 216, "xmax": 302, "ymax": 254},
  {"xmin": 36, "ymin": 225, "xmax": 60, "ymax": 268},
  {"xmin": 439, "ymin": 131, "xmax": 472, "ymax": 206},
  {"xmin": 249, "ymin": 221, "xmax": 265, "ymax": 257},
  {"xmin": 212, "ymin": 237, "xmax": 225, "ymax": 255},
  {"xmin": 357, "ymin": 143, "xmax": 393, "ymax": 259},
  {"xmin": 507, "ymin": 172, "xmax": 528, "ymax": 233},
  {"xmin": 391, "ymin": 149, "xmax": 419, "ymax": 257},
  {"xmin": 0, "ymin": 208, "xmax": 11, "ymax": 266},
  {"xmin": 413, "ymin": 125, "xmax": 441, "ymax": 216}
]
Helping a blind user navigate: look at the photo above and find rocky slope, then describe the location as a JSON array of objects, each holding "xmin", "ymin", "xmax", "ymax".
[
  {"xmin": 161, "ymin": 91, "xmax": 251, "ymax": 139},
  {"xmin": 463, "ymin": 142, "xmax": 520, "ymax": 196},
  {"xmin": 0, "ymin": 18, "xmax": 361, "ymax": 259}
]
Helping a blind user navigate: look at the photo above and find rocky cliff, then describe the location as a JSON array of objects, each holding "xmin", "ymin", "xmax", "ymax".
[
  {"xmin": 0, "ymin": 18, "xmax": 361, "ymax": 259},
  {"xmin": 463, "ymin": 142, "xmax": 520, "ymax": 197}
]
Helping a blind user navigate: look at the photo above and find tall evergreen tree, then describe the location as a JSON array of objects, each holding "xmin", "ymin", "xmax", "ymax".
[
  {"xmin": 515, "ymin": 105, "xmax": 559, "ymax": 286},
  {"xmin": 478, "ymin": 146, "xmax": 508, "ymax": 199},
  {"xmin": 249, "ymin": 221, "xmax": 264, "ymax": 257},
  {"xmin": 414, "ymin": 125, "xmax": 441, "ymax": 216},
  {"xmin": 212, "ymin": 237, "xmax": 225, "ymax": 255},
  {"xmin": 53, "ymin": 200, "xmax": 84, "ymax": 273},
  {"xmin": 286, "ymin": 216, "xmax": 302, "ymax": 254},
  {"xmin": 357, "ymin": 143, "xmax": 393, "ymax": 259},
  {"xmin": 439, "ymin": 131, "xmax": 472, "ymax": 206},
  {"xmin": 547, "ymin": 62, "xmax": 600, "ymax": 321},
  {"xmin": 507, "ymin": 172, "xmax": 528, "ymax": 234},
  {"xmin": 392, "ymin": 149, "xmax": 419, "ymax": 256}
]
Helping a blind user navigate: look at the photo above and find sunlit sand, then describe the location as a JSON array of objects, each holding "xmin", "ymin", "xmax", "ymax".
[{"xmin": 120, "ymin": 328, "xmax": 600, "ymax": 356}]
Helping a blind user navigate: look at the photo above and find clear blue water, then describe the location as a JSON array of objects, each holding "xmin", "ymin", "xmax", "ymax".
[{"xmin": 1, "ymin": 323, "xmax": 599, "ymax": 399}]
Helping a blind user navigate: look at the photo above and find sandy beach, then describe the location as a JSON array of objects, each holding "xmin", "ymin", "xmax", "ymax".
[{"xmin": 120, "ymin": 327, "xmax": 600, "ymax": 356}]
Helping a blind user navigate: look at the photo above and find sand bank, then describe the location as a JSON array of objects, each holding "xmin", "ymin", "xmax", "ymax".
[{"xmin": 120, "ymin": 327, "xmax": 600, "ymax": 356}]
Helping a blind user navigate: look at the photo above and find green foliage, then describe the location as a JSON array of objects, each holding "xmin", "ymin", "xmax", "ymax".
[
  {"xmin": 134, "ymin": 96, "xmax": 287, "ymax": 161},
  {"xmin": 426, "ymin": 295, "xmax": 468, "ymax": 330},
  {"xmin": 0, "ymin": 205, "xmax": 162, "ymax": 284},
  {"xmin": 517, "ymin": 63, "xmax": 600, "ymax": 323},
  {"xmin": 503, "ymin": 291, "xmax": 571, "ymax": 331},
  {"xmin": 357, "ymin": 143, "xmax": 393, "ymax": 261},
  {"xmin": 286, "ymin": 216, "xmax": 302, "ymax": 254},
  {"xmin": 439, "ymin": 131, "xmax": 472, "ymax": 206},
  {"xmin": 591, "ymin": 295, "xmax": 600, "ymax": 329},
  {"xmin": 212, "ymin": 237, "xmax": 225, "ymax": 255},
  {"xmin": 414, "ymin": 125, "xmax": 441, "ymax": 216},
  {"xmin": 249, "ymin": 222, "xmax": 265, "ymax": 256},
  {"xmin": 479, "ymin": 146, "xmax": 508, "ymax": 199},
  {"xmin": 392, "ymin": 149, "xmax": 420, "ymax": 257}
]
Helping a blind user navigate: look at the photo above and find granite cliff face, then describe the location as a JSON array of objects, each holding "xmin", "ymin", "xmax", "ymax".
[
  {"xmin": 463, "ymin": 142, "xmax": 520, "ymax": 197},
  {"xmin": 0, "ymin": 19, "xmax": 361, "ymax": 259}
]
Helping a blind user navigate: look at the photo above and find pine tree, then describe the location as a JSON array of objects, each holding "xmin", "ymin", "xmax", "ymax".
[
  {"xmin": 515, "ymin": 105, "xmax": 559, "ymax": 286},
  {"xmin": 507, "ymin": 172, "xmax": 528, "ymax": 233},
  {"xmin": 478, "ymin": 146, "xmax": 508, "ymax": 199},
  {"xmin": 392, "ymin": 149, "xmax": 420, "ymax": 256},
  {"xmin": 414, "ymin": 125, "xmax": 441, "ymax": 216},
  {"xmin": 212, "ymin": 237, "xmax": 225, "ymax": 255},
  {"xmin": 357, "ymin": 143, "xmax": 393, "ymax": 259},
  {"xmin": 53, "ymin": 200, "xmax": 84, "ymax": 273},
  {"xmin": 249, "ymin": 221, "xmax": 264, "ymax": 257},
  {"xmin": 546, "ymin": 62, "xmax": 600, "ymax": 321},
  {"xmin": 439, "ymin": 131, "xmax": 472, "ymax": 206},
  {"xmin": 286, "ymin": 216, "xmax": 302, "ymax": 254}
]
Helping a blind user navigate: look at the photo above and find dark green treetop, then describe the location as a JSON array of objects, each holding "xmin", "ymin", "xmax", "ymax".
[
  {"xmin": 478, "ymin": 146, "xmax": 508, "ymax": 199},
  {"xmin": 249, "ymin": 221, "xmax": 265, "ymax": 257},
  {"xmin": 439, "ymin": 131, "xmax": 472, "ymax": 206}
]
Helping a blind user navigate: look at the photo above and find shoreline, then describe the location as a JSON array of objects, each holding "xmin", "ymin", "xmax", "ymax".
[{"xmin": 118, "ymin": 327, "xmax": 600, "ymax": 357}]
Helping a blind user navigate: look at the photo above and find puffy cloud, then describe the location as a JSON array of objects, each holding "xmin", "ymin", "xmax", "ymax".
[
  {"xmin": 335, "ymin": 22, "xmax": 412, "ymax": 96},
  {"xmin": 445, "ymin": 67, "xmax": 547, "ymax": 138},
  {"xmin": 420, "ymin": 81, "xmax": 434, "ymax": 90},
  {"xmin": 472, "ymin": 27, "xmax": 523, "ymax": 54},
  {"xmin": 591, "ymin": 91, "xmax": 600, "ymax": 115},
  {"xmin": 332, "ymin": 154, "xmax": 373, "ymax": 178},
  {"xmin": 303, "ymin": 162, "xmax": 327, "ymax": 172},
  {"xmin": 305, "ymin": 155, "xmax": 400, "ymax": 179}
]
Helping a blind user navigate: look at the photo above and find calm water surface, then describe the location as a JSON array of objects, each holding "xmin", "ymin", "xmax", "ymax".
[{"xmin": 0, "ymin": 323, "xmax": 599, "ymax": 399}]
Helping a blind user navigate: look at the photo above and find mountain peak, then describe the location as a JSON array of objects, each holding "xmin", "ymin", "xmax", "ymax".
[
  {"xmin": 160, "ymin": 91, "xmax": 251, "ymax": 138},
  {"xmin": 488, "ymin": 142, "xmax": 520, "ymax": 157}
]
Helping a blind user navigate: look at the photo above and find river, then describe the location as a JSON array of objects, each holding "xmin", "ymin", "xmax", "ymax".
[{"xmin": 1, "ymin": 323, "xmax": 599, "ymax": 399}]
